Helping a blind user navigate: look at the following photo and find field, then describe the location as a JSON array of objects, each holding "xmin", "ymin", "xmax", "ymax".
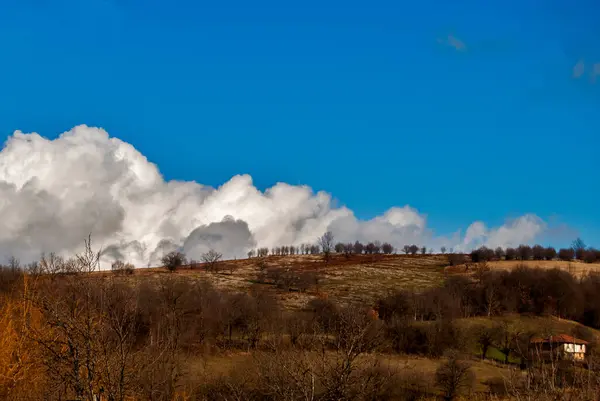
[
  {"xmin": 108, "ymin": 253, "xmax": 448, "ymax": 309},
  {"xmin": 447, "ymin": 259, "xmax": 600, "ymax": 278},
  {"xmin": 111, "ymin": 253, "xmax": 600, "ymax": 310},
  {"xmin": 189, "ymin": 351, "xmax": 514, "ymax": 393}
]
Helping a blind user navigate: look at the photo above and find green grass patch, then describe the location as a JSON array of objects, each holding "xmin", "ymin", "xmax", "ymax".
[{"xmin": 484, "ymin": 346, "xmax": 521, "ymax": 364}]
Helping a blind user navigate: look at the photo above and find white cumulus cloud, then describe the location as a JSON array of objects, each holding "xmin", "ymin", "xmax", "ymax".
[
  {"xmin": 462, "ymin": 215, "xmax": 546, "ymax": 251},
  {"xmin": 0, "ymin": 125, "xmax": 548, "ymax": 267}
]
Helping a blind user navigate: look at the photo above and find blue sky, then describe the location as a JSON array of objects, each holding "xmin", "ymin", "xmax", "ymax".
[{"xmin": 0, "ymin": 0, "xmax": 598, "ymax": 247}]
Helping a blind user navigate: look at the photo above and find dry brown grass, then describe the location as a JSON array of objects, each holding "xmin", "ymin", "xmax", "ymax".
[
  {"xmin": 99, "ymin": 254, "xmax": 600, "ymax": 312},
  {"xmin": 456, "ymin": 315, "xmax": 600, "ymax": 341},
  {"xmin": 186, "ymin": 350, "xmax": 513, "ymax": 395},
  {"xmin": 102, "ymin": 254, "xmax": 448, "ymax": 310},
  {"xmin": 446, "ymin": 259, "xmax": 600, "ymax": 277}
]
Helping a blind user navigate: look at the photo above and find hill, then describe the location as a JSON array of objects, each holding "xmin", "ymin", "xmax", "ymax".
[
  {"xmin": 6, "ymin": 252, "xmax": 600, "ymax": 399},
  {"xmin": 107, "ymin": 253, "xmax": 449, "ymax": 309},
  {"xmin": 454, "ymin": 259, "xmax": 600, "ymax": 277},
  {"xmin": 109, "ymin": 253, "xmax": 600, "ymax": 310}
]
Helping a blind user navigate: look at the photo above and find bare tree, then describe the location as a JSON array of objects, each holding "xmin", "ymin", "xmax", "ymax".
[
  {"xmin": 381, "ymin": 243, "xmax": 394, "ymax": 254},
  {"xmin": 343, "ymin": 243, "xmax": 354, "ymax": 259},
  {"xmin": 532, "ymin": 245, "xmax": 545, "ymax": 260},
  {"xmin": 28, "ymin": 236, "xmax": 108, "ymax": 400},
  {"xmin": 441, "ymin": 246, "xmax": 447, "ymax": 254},
  {"xmin": 473, "ymin": 325, "xmax": 495, "ymax": 360},
  {"xmin": 39, "ymin": 252, "xmax": 68, "ymax": 277},
  {"xmin": 544, "ymin": 246, "xmax": 557, "ymax": 261},
  {"xmin": 471, "ymin": 246, "xmax": 494, "ymax": 262},
  {"xmin": 403, "ymin": 245, "xmax": 411, "ymax": 255},
  {"xmin": 202, "ymin": 249, "xmax": 223, "ymax": 273},
  {"xmin": 505, "ymin": 247, "xmax": 517, "ymax": 260},
  {"xmin": 161, "ymin": 251, "xmax": 187, "ymax": 272},
  {"xmin": 353, "ymin": 241, "xmax": 364, "ymax": 255},
  {"xmin": 583, "ymin": 249, "xmax": 599, "ymax": 263},
  {"xmin": 517, "ymin": 245, "xmax": 532, "ymax": 261},
  {"xmin": 435, "ymin": 351, "xmax": 474, "ymax": 400},
  {"xmin": 318, "ymin": 231, "xmax": 335, "ymax": 263},
  {"xmin": 572, "ymin": 237, "xmax": 587, "ymax": 260},
  {"xmin": 7, "ymin": 256, "xmax": 20, "ymax": 271},
  {"xmin": 318, "ymin": 304, "xmax": 386, "ymax": 399},
  {"xmin": 558, "ymin": 248, "xmax": 575, "ymax": 261},
  {"xmin": 76, "ymin": 234, "xmax": 101, "ymax": 273},
  {"xmin": 494, "ymin": 246, "xmax": 505, "ymax": 260},
  {"xmin": 494, "ymin": 321, "xmax": 522, "ymax": 365}
]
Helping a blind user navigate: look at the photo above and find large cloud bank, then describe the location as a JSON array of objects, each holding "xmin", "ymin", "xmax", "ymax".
[{"xmin": 0, "ymin": 125, "xmax": 546, "ymax": 267}]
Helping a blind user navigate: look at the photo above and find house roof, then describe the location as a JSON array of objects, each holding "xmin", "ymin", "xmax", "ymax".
[{"xmin": 530, "ymin": 334, "xmax": 589, "ymax": 345}]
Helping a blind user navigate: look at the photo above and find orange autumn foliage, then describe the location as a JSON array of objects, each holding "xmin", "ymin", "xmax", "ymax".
[{"xmin": 0, "ymin": 276, "xmax": 43, "ymax": 398}]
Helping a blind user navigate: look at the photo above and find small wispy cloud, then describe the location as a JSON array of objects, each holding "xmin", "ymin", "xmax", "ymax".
[
  {"xmin": 572, "ymin": 59, "xmax": 600, "ymax": 83},
  {"xmin": 592, "ymin": 63, "xmax": 600, "ymax": 83},
  {"xmin": 438, "ymin": 34, "xmax": 467, "ymax": 52},
  {"xmin": 573, "ymin": 59, "xmax": 585, "ymax": 78}
]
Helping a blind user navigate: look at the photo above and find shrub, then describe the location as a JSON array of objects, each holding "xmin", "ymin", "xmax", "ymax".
[
  {"xmin": 376, "ymin": 291, "xmax": 413, "ymax": 323},
  {"xmin": 308, "ymin": 298, "xmax": 340, "ymax": 332},
  {"xmin": 448, "ymin": 253, "xmax": 466, "ymax": 266},
  {"xmin": 111, "ymin": 260, "xmax": 134, "ymax": 275},
  {"xmin": 387, "ymin": 321, "xmax": 429, "ymax": 355}
]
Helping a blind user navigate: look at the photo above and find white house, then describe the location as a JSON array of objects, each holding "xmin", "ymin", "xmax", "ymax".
[{"xmin": 530, "ymin": 334, "xmax": 589, "ymax": 362}]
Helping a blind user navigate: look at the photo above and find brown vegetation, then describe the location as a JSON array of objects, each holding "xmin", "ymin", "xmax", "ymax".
[{"xmin": 3, "ymin": 237, "xmax": 600, "ymax": 400}]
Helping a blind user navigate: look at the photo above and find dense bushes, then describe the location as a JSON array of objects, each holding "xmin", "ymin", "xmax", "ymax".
[
  {"xmin": 376, "ymin": 265, "xmax": 600, "ymax": 329},
  {"xmin": 111, "ymin": 260, "xmax": 134, "ymax": 275},
  {"xmin": 466, "ymin": 243, "xmax": 600, "ymax": 265}
]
